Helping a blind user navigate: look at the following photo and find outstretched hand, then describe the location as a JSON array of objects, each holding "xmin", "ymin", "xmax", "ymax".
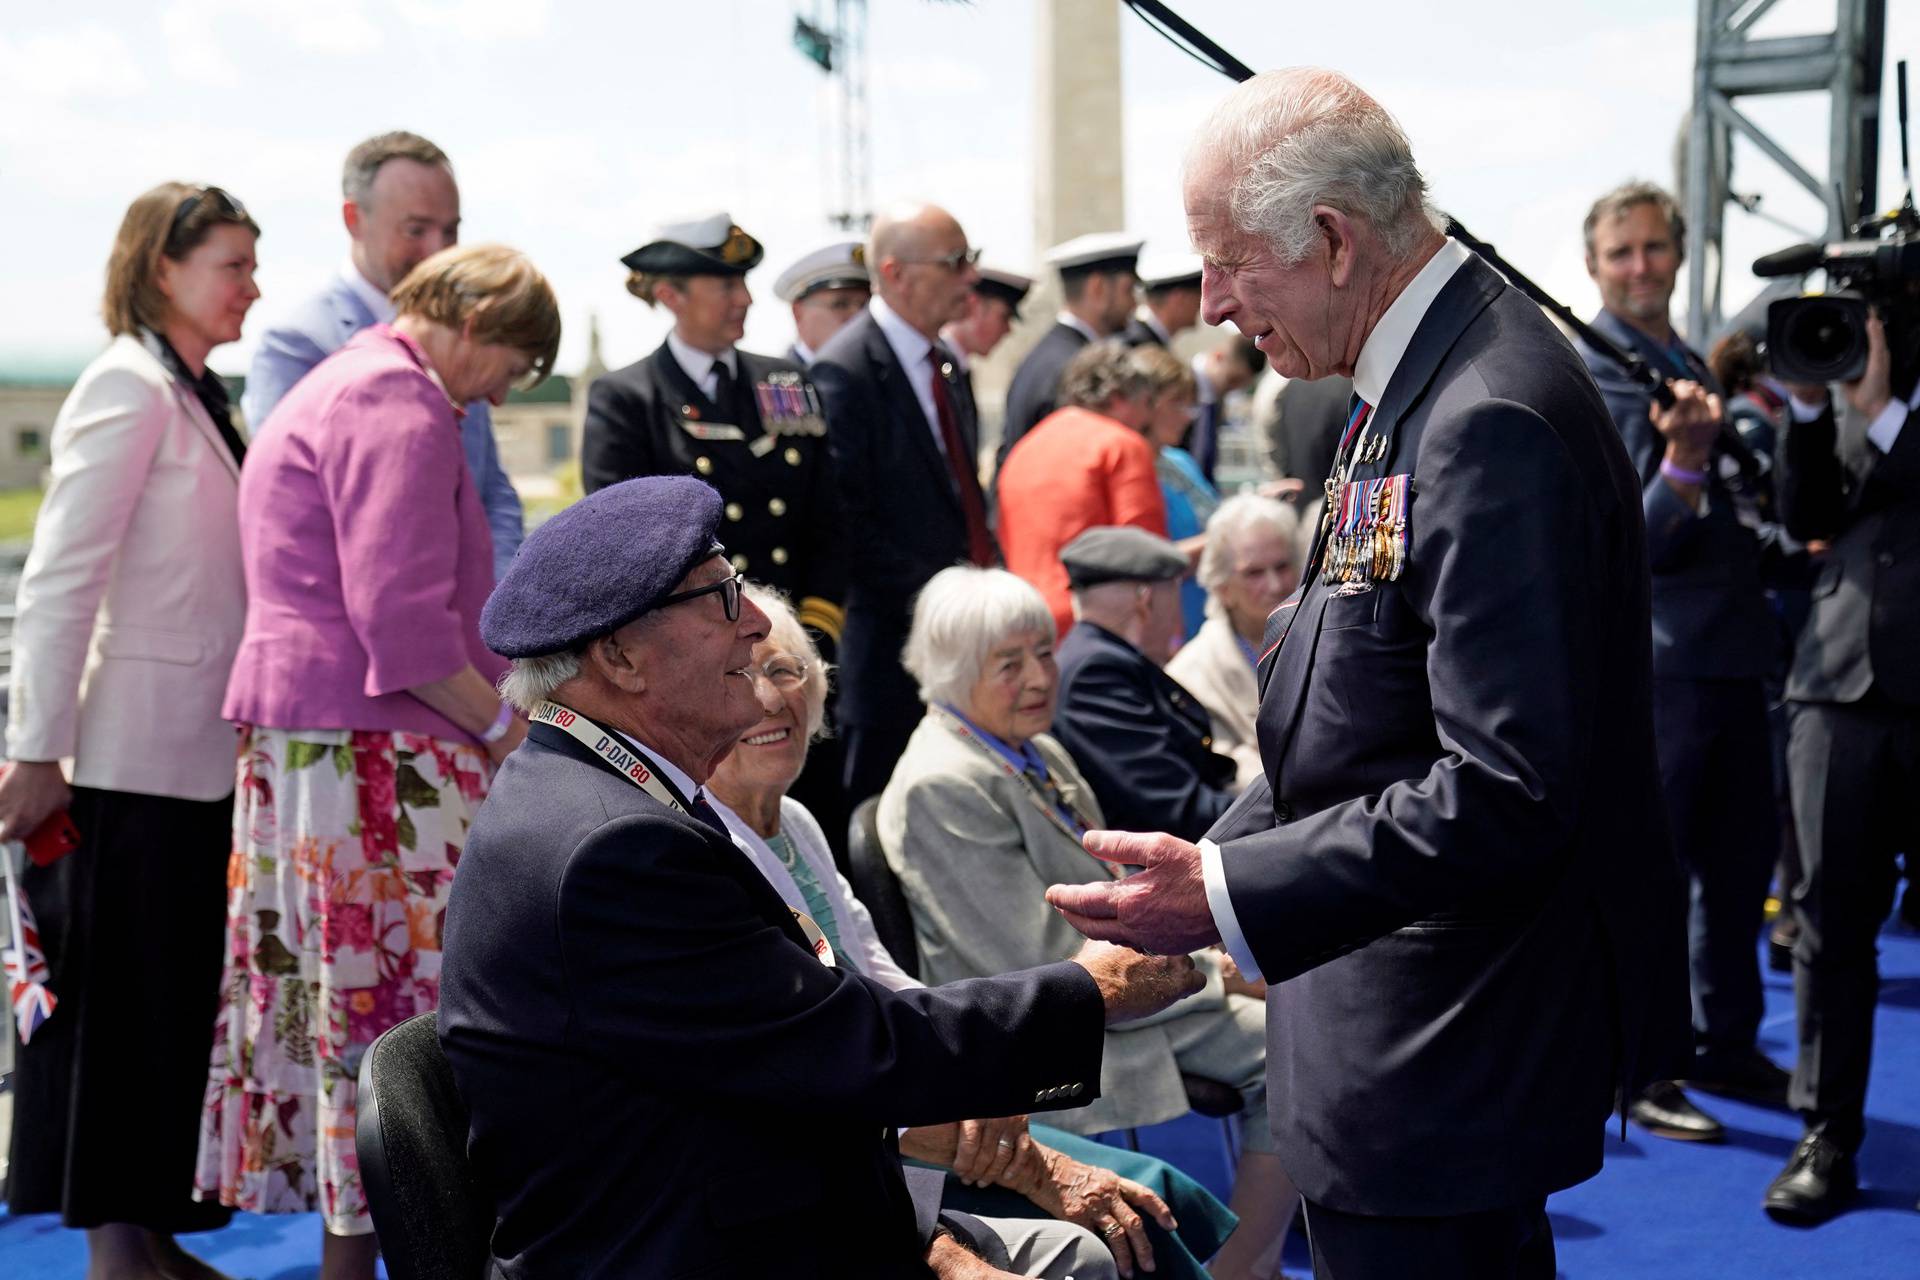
[{"xmin": 1046, "ymin": 829, "xmax": 1222, "ymax": 957}]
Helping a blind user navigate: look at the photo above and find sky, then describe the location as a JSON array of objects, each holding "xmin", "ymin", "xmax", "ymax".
[{"xmin": 0, "ymin": 0, "xmax": 1913, "ymax": 377}]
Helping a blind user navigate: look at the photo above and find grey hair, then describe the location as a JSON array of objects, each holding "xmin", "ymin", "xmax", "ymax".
[
  {"xmin": 903, "ymin": 566, "xmax": 1055, "ymax": 708},
  {"xmin": 342, "ymin": 130, "xmax": 450, "ymax": 207},
  {"xmin": 1582, "ymin": 179, "xmax": 1686, "ymax": 261},
  {"xmin": 1198, "ymin": 493, "xmax": 1301, "ymax": 594},
  {"xmin": 1187, "ymin": 67, "xmax": 1444, "ymax": 267},
  {"xmin": 497, "ymin": 649, "xmax": 583, "ymax": 713},
  {"xmin": 1059, "ymin": 340, "xmax": 1153, "ymax": 412},
  {"xmin": 741, "ymin": 582, "xmax": 832, "ymax": 741}
]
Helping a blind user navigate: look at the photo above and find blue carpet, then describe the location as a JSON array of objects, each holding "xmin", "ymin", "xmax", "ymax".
[{"xmin": 6, "ymin": 923, "xmax": 1917, "ymax": 1277}]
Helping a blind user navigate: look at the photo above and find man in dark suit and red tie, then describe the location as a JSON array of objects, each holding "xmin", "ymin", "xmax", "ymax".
[
  {"xmin": 810, "ymin": 203, "xmax": 999, "ymax": 808},
  {"xmin": 1047, "ymin": 67, "xmax": 1692, "ymax": 1279}
]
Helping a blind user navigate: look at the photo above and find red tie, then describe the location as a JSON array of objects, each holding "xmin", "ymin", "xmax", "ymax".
[{"xmin": 928, "ymin": 349, "xmax": 994, "ymax": 566}]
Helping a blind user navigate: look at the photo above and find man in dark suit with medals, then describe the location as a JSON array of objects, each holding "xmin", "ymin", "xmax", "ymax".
[
  {"xmin": 1048, "ymin": 69, "xmax": 1690, "ymax": 1279},
  {"xmin": 440, "ymin": 476, "xmax": 1202, "ymax": 1279},
  {"xmin": 811, "ymin": 203, "xmax": 999, "ymax": 809},
  {"xmin": 580, "ymin": 213, "xmax": 847, "ymax": 656},
  {"xmin": 999, "ymin": 233, "xmax": 1142, "ymax": 468}
]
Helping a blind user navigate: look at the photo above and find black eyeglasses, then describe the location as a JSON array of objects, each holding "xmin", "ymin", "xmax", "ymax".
[
  {"xmin": 658, "ymin": 572, "xmax": 742, "ymax": 622},
  {"xmin": 168, "ymin": 186, "xmax": 248, "ymax": 250},
  {"xmin": 900, "ymin": 246, "xmax": 982, "ymax": 272}
]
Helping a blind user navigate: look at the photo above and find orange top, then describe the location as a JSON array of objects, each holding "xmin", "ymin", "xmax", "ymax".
[{"xmin": 995, "ymin": 405, "xmax": 1168, "ymax": 636}]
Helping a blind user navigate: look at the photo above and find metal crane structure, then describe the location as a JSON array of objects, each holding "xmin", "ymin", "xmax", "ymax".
[
  {"xmin": 792, "ymin": 0, "xmax": 873, "ymax": 232},
  {"xmin": 1683, "ymin": 0, "xmax": 1887, "ymax": 342}
]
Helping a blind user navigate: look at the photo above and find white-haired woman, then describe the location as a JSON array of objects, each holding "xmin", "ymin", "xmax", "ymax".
[
  {"xmin": 1167, "ymin": 495, "xmax": 1302, "ymax": 789},
  {"xmin": 703, "ymin": 584, "xmax": 1243, "ymax": 1280},
  {"xmin": 878, "ymin": 566, "xmax": 1300, "ymax": 1280}
]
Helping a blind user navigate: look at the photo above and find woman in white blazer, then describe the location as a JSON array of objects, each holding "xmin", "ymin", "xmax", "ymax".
[{"xmin": 0, "ymin": 183, "xmax": 257, "ymax": 1280}]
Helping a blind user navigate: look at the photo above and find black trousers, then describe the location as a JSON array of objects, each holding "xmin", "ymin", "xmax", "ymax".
[
  {"xmin": 1786, "ymin": 697, "xmax": 1920, "ymax": 1152},
  {"xmin": 1652, "ymin": 677, "xmax": 1779, "ymax": 1057},
  {"xmin": 1303, "ymin": 1198, "xmax": 1554, "ymax": 1280},
  {"xmin": 841, "ymin": 713, "xmax": 920, "ymax": 815}
]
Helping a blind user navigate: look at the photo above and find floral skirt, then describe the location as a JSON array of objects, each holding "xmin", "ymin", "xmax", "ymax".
[{"xmin": 193, "ymin": 726, "xmax": 491, "ymax": 1235}]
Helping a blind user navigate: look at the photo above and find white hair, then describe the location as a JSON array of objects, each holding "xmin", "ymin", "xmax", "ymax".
[
  {"xmin": 1187, "ymin": 67, "xmax": 1445, "ymax": 267},
  {"xmin": 497, "ymin": 649, "xmax": 583, "ymax": 713},
  {"xmin": 1198, "ymin": 493, "xmax": 1301, "ymax": 595},
  {"xmin": 741, "ymin": 582, "xmax": 832, "ymax": 741},
  {"xmin": 903, "ymin": 566, "xmax": 1055, "ymax": 708}
]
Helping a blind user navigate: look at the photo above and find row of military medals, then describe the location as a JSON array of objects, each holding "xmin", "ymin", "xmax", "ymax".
[{"xmin": 1321, "ymin": 425, "xmax": 1409, "ymax": 587}]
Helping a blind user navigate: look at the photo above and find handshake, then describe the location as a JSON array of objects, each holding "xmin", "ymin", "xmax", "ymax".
[{"xmin": 1070, "ymin": 940, "xmax": 1205, "ymax": 1024}]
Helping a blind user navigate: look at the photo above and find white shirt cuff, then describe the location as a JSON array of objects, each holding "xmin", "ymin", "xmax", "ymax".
[
  {"xmin": 1788, "ymin": 395, "xmax": 1829, "ymax": 423},
  {"xmin": 1866, "ymin": 400, "xmax": 1909, "ymax": 455},
  {"xmin": 1200, "ymin": 837, "xmax": 1262, "ymax": 983}
]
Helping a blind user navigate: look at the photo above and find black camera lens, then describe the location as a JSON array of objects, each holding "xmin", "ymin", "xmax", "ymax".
[{"xmin": 1766, "ymin": 294, "xmax": 1869, "ymax": 383}]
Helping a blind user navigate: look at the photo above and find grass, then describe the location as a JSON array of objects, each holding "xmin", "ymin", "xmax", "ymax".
[{"xmin": 0, "ymin": 488, "xmax": 42, "ymax": 544}]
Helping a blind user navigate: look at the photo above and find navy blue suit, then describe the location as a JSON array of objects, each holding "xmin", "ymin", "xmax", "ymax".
[
  {"xmin": 439, "ymin": 721, "xmax": 1104, "ymax": 1278},
  {"xmin": 1209, "ymin": 255, "xmax": 1690, "ymax": 1244},
  {"xmin": 1052, "ymin": 621, "xmax": 1237, "ymax": 842},
  {"xmin": 1579, "ymin": 310, "xmax": 1795, "ymax": 1063}
]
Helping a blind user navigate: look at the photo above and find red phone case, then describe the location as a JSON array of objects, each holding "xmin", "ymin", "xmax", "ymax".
[{"xmin": 25, "ymin": 808, "xmax": 82, "ymax": 867}]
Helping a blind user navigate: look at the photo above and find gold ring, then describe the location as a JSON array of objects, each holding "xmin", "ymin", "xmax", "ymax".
[{"xmin": 1102, "ymin": 1222, "xmax": 1124, "ymax": 1237}]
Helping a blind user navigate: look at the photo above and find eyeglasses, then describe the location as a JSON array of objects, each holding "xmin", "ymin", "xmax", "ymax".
[
  {"xmin": 899, "ymin": 246, "xmax": 983, "ymax": 272},
  {"xmin": 167, "ymin": 186, "xmax": 248, "ymax": 251},
  {"xmin": 658, "ymin": 572, "xmax": 742, "ymax": 621},
  {"xmin": 756, "ymin": 657, "xmax": 810, "ymax": 690}
]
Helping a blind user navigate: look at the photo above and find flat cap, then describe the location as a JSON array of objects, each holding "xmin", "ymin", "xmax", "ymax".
[
  {"xmin": 1044, "ymin": 231, "xmax": 1144, "ymax": 277},
  {"xmin": 1061, "ymin": 525, "xmax": 1188, "ymax": 589},
  {"xmin": 1138, "ymin": 251, "xmax": 1203, "ymax": 292},
  {"xmin": 621, "ymin": 211, "xmax": 764, "ymax": 276},
  {"xmin": 773, "ymin": 240, "xmax": 870, "ymax": 303},
  {"xmin": 974, "ymin": 265, "xmax": 1034, "ymax": 318},
  {"xmin": 481, "ymin": 476, "xmax": 724, "ymax": 658}
]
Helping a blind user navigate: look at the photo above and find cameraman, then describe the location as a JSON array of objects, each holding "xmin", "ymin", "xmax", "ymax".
[
  {"xmin": 1577, "ymin": 182, "xmax": 1797, "ymax": 1145},
  {"xmin": 1767, "ymin": 307, "xmax": 1920, "ymax": 1223}
]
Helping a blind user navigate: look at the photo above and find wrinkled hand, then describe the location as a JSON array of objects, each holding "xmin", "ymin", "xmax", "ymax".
[
  {"xmin": 925, "ymin": 1230, "xmax": 1028, "ymax": 1279},
  {"xmin": 1028, "ymin": 1147, "xmax": 1176, "ymax": 1278},
  {"xmin": 1068, "ymin": 940, "xmax": 1202, "ymax": 1026},
  {"xmin": 1842, "ymin": 310, "xmax": 1893, "ymax": 421},
  {"xmin": 1650, "ymin": 379, "xmax": 1723, "ymax": 466},
  {"xmin": 0, "ymin": 761, "xmax": 71, "ymax": 843},
  {"xmin": 949, "ymin": 1115, "xmax": 1033, "ymax": 1187},
  {"xmin": 1218, "ymin": 948, "xmax": 1266, "ymax": 1000},
  {"xmin": 1047, "ymin": 830, "xmax": 1221, "ymax": 957}
]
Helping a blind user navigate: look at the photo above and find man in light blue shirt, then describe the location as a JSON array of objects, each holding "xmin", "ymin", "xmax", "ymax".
[{"xmin": 243, "ymin": 130, "xmax": 523, "ymax": 580}]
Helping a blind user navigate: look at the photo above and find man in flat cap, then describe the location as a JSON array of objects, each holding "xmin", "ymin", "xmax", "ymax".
[
  {"xmin": 580, "ymin": 211, "xmax": 847, "ymax": 665},
  {"xmin": 440, "ymin": 476, "xmax": 1200, "ymax": 1279},
  {"xmin": 1049, "ymin": 527, "xmax": 1239, "ymax": 843},
  {"xmin": 1124, "ymin": 254, "xmax": 1203, "ymax": 350},
  {"xmin": 773, "ymin": 239, "xmax": 872, "ymax": 367},
  {"xmin": 811, "ymin": 202, "xmax": 997, "ymax": 811},
  {"xmin": 1000, "ymin": 232, "xmax": 1143, "ymax": 467}
]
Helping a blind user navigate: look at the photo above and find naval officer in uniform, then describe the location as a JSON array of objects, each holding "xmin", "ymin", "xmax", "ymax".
[
  {"xmin": 774, "ymin": 239, "xmax": 871, "ymax": 367},
  {"xmin": 1000, "ymin": 233, "xmax": 1143, "ymax": 467},
  {"xmin": 1124, "ymin": 254, "xmax": 1203, "ymax": 350},
  {"xmin": 581, "ymin": 213, "xmax": 847, "ymax": 656}
]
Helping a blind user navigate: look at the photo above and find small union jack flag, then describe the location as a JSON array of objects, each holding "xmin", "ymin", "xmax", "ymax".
[{"xmin": 3, "ymin": 841, "xmax": 57, "ymax": 1044}]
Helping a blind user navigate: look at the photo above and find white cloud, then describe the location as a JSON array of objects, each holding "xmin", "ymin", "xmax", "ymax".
[{"xmin": 0, "ymin": 23, "xmax": 149, "ymax": 99}]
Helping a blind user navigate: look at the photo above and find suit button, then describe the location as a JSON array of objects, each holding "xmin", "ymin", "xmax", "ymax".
[
  {"xmin": 768, "ymin": 497, "xmax": 787, "ymax": 516},
  {"xmin": 724, "ymin": 502, "xmax": 743, "ymax": 522},
  {"xmin": 1879, "ymin": 551, "xmax": 1895, "ymax": 568},
  {"xmin": 771, "ymin": 546, "xmax": 789, "ymax": 565},
  {"xmin": 1201, "ymin": 735, "xmax": 1212, "ymax": 748},
  {"xmin": 696, "ymin": 456, "xmax": 714, "ymax": 476},
  {"xmin": 731, "ymin": 554, "xmax": 749, "ymax": 573},
  {"xmin": 1068, "ymin": 1083, "xmax": 1084, "ymax": 1097},
  {"xmin": 1276, "ymin": 802, "xmax": 1294, "ymax": 822},
  {"xmin": 785, "ymin": 447, "xmax": 802, "ymax": 466}
]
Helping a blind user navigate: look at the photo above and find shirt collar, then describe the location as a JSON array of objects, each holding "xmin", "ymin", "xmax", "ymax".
[
  {"xmin": 666, "ymin": 330, "xmax": 737, "ymax": 388},
  {"xmin": 1056, "ymin": 311, "xmax": 1103, "ymax": 344},
  {"xmin": 1352, "ymin": 237, "xmax": 1472, "ymax": 408},
  {"xmin": 1135, "ymin": 308, "xmax": 1172, "ymax": 345},
  {"xmin": 871, "ymin": 294, "xmax": 936, "ymax": 370},
  {"xmin": 340, "ymin": 255, "xmax": 396, "ymax": 325},
  {"xmin": 608, "ymin": 726, "xmax": 707, "ymax": 810},
  {"xmin": 938, "ymin": 704, "xmax": 1046, "ymax": 776},
  {"xmin": 791, "ymin": 338, "xmax": 816, "ymax": 366}
]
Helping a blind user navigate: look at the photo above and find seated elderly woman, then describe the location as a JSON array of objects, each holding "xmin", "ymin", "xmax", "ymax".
[
  {"xmin": 879, "ymin": 566, "xmax": 1301, "ymax": 1280},
  {"xmin": 705, "ymin": 583, "xmax": 1241, "ymax": 1280},
  {"xmin": 1166, "ymin": 495, "xmax": 1302, "ymax": 789}
]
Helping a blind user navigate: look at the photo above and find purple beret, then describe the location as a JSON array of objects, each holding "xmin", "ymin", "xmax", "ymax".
[{"xmin": 481, "ymin": 476, "xmax": 724, "ymax": 658}]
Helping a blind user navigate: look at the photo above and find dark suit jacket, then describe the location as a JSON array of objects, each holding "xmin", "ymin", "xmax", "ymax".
[
  {"xmin": 579, "ymin": 342, "xmax": 846, "ymax": 619},
  {"xmin": 1265, "ymin": 373, "xmax": 1351, "ymax": 485},
  {"xmin": 1777, "ymin": 373, "xmax": 1920, "ymax": 708},
  {"xmin": 439, "ymin": 722, "xmax": 1104, "ymax": 1279},
  {"xmin": 1121, "ymin": 316, "xmax": 1167, "ymax": 349},
  {"xmin": 1208, "ymin": 253, "xmax": 1690, "ymax": 1217},
  {"xmin": 1052, "ymin": 621, "xmax": 1237, "ymax": 842},
  {"xmin": 1000, "ymin": 322, "xmax": 1092, "ymax": 468},
  {"xmin": 1578, "ymin": 310, "xmax": 1785, "ymax": 682},
  {"xmin": 810, "ymin": 310, "xmax": 993, "ymax": 734}
]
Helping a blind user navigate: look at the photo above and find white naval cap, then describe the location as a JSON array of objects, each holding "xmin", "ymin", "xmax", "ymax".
[
  {"xmin": 1137, "ymin": 251, "xmax": 1203, "ymax": 292},
  {"xmin": 772, "ymin": 240, "xmax": 871, "ymax": 303},
  {"xmin": 621, "ymin": 210, "xmax": 763, "ymax": 275},
  {"xmin": 973, "ymin": 265, "xmax": 1035, "ymax": 317},
  {"xmin": 1042, "ymin": 231, "xmax": 1145, "ymax": 275}
]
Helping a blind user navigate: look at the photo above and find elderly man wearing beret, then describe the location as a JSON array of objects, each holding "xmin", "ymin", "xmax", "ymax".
[{"xmin": 438, "ymin": 476, "xmax": 1202, "ymax": 1279}]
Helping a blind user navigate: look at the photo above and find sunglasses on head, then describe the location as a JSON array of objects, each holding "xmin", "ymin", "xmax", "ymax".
[{"xmin": 167, "ymin": 186, "xmax": 248, "ymax": 250}]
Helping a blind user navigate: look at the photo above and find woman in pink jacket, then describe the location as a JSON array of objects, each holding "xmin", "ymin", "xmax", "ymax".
[{"xmin": 193, "ymin": 244, "xmax": 558, "ymax": 1280}]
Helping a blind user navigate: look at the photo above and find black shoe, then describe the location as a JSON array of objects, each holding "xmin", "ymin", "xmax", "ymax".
[
  {"xmin": 1686, "ymin": 1047, "xmax": 1793, "ymax": 1108},
  {"xmin": 1629, "ymin": 1081, "xmax": 1726, "ymax": 1142},
  {"xmin": 1764, "ymin": 1132, "xmax": 1857, "ymax": 1225}
]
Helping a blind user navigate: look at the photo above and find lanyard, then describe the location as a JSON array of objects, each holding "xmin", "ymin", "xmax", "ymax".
[{"xmin": 531, "ymin": 701, "xmax": 837, "ymax": 966}]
